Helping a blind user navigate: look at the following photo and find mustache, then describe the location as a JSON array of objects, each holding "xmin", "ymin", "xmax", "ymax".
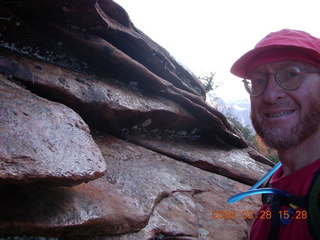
[{"xmin": 250, "ymin": 101, "xmax": 294, "ymax": 116}]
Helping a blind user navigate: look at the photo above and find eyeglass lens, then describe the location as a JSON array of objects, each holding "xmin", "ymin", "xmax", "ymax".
[{"xmin": 244, "ymin": 65, "xmax": 304, "ymax": 96}]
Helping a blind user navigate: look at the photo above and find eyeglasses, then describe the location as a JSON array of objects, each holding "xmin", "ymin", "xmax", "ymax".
[{"xmin": 243, "ymin": 65, "xmax": 320, "ymax": 96}]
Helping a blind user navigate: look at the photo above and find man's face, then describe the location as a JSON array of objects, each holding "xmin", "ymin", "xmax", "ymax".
[{"xmin": 250, "ymin": 60, "xmax": 320, "ymax": 150}]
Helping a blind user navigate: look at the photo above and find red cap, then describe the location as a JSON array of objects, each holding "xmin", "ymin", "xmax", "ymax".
[{"xmin": 230, "ymin": 29, "xmax": 320, "ymax": 78}]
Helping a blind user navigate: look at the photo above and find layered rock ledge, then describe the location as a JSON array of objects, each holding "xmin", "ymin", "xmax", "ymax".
[
  {"xmin": 0, "ymin": 76, "xmax": 106, "ymax": 186},
  {"xmin": 0, "ymin": 0, "xmax": 273, "ymax": 239}
]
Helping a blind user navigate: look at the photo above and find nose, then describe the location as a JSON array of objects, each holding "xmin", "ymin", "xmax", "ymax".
[{"xmin": 261, "ymin": 74, "xmax": 286, "ymax": 103}]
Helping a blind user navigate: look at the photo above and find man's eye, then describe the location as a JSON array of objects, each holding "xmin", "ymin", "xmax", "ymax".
[
  {"xmin": 253, "ymin": 78, "xmax": 265, "ymax": 85},
  {"xmin": 287, "ymin": 71, "xmax": 300, "ymax": 78},
  {"xmin": 282, "ymin": 66, "xmax": 301, "ymax": 79}
]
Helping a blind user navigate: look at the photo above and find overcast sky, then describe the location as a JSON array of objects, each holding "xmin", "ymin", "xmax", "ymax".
[{"xmin": 114, "ymin": 0, "xmax": 320, "ymax": 101}]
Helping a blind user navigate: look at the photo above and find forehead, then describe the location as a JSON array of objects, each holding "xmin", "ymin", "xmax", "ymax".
[{"xmin": 248, "ymin": 60, "xmax": 319, "ymax": 74}]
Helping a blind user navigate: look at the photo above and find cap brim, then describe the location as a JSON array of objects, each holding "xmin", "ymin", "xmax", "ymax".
[{"xmin": 230, "ymin": 45, "xmax": 320, "ymax": 78}]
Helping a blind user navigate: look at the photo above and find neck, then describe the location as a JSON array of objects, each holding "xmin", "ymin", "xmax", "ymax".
[{"xmin": 277, "ymin": 130, "xmax": 320, "ymax": 176}]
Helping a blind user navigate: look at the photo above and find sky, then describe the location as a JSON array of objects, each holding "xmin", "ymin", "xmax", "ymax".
[{"xmin": 113, "ymin": 0, "xmax": 320, "ymax": 102}]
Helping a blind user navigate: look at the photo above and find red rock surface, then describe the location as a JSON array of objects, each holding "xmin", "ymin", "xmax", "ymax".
[
  {"xmin": 0, "ymin": 0, "xmax": 273, "ymax": 239},
  {"xmin": 0, "ymin": 135, "xmax": 261, "ymax": 239},
  {"xmin": 131, "ymin": 135, "xmax": 272, "ymax": 186},
  {"xmin": 0, "ymin": 0, "xmax": 247, "ymax": 148},
  {"xmin": 0, "ymin": 76, "xmax": 106, "ymax": 186},
  {"xmin": 0, "ymin": 54, "xmax": 200, "ymax": 136}
]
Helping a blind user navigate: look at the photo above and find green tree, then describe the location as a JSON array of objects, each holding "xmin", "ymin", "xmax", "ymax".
[
  {"xmin": 225, "ymin": 113, "xmax": 255, "ymax": 144},
  {"xmin": 225, "ymin": 111, "xmax": 279, "ymax": 163},
  {"xmin": 198, "ymin": 72, "xmax": 220, "ymax": 93}
]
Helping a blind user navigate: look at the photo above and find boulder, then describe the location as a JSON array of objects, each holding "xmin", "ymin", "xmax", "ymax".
[{"xmin": 0, "ymin": 76, "xmax": 106, "ymax": 186}]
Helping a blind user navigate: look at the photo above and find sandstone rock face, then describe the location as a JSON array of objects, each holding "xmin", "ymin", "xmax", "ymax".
[
  {"xmin": 0, "ymin": 135, "xmax": 261, "ymax": 239},
  {"xmin": 0, "ymin": 76, "xmax": 106, "ymax": 186},
  {"xmin": 0, "ymin": 0, "xmax": 273, "ymax": 239},
  {"xmin": 131, "ymin": 136, "xmax": 271, "ymax": 186},
  {"xmin": 0, "ymin": 54, "xmax": 200, "ymax": 137},
  {"xmin": 0, "ymin": 176, "xmax": 146, "ymax": 237},
  {"xmin": 0, "ymin": 0, "xmax": 247, "ymax": 148},
  {"xmin": 91, "ymin": 136, "xmax": 262, "ymax": 240}
]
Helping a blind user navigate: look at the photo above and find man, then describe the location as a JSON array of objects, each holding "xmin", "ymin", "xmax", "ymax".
[{"xmin": 230, "ymin": 29, "xmax": 320, "ymax": 240}]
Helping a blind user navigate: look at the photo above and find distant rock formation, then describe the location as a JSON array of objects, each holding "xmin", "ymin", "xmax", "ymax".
[
  {"xmin": 208, "ymin": 91, "xmax": 252, "ymax": 128},
  {"xmin": 0, "ymin": 0, "xmax": 273, "ymax": 239}
]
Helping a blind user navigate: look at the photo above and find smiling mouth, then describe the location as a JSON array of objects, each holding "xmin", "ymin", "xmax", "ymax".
[{"xmin": 267, "ymin": 110, "xmax": 295, "ymax": 118}]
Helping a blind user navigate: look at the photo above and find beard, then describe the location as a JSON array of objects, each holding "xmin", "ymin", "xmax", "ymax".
[{"xmin": 251, "ymin": 101, "xmax": 320, "ymax": 150}]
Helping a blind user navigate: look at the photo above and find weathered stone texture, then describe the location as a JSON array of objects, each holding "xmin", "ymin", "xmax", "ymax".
[
  {"xmin": 131, "ymin": 136, "xmax": 272, "ymax": 186},
  {"xmin": 0, "ymin": 0, "xmax": 272, "ymax": 239},
  {"xmin": 0, "ymin": 76, "xmax": 106, "ymax": 186},
  {"xmin": 91, "ymin": 136, "xmax": 261, "ymax": 240},
  {"xmin": 0, "ymin": 135, "xmax": 261, "ymax": 239},
  {"xmin": 0, "ymin": 54, "xmax": 200, "ymax": 136},
  {"xmin": 0, "ymin": 0, "xmax": 247, "ymax": 148}
]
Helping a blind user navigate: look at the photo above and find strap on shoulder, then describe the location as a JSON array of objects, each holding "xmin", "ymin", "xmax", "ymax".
[
  {"xmin": 307, "ymin": 168, "xmax": 320, "ymax": 240},
  {"xmin": 268, "ymin": 196, "xmax": 281, "ymax": 240}
]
